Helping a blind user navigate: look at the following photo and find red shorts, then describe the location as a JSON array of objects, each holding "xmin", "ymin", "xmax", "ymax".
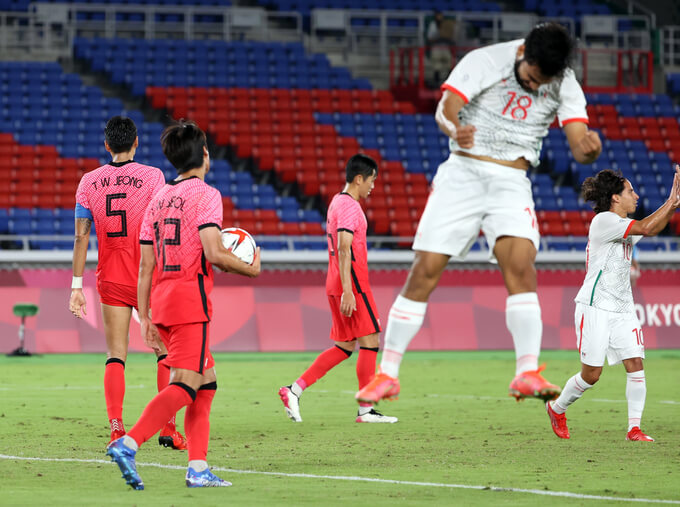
[
  {"xmin": 328, "ymin": 291, "xmax": 381, "ymax": 342},
  {"xmin": 97, "ymin": 279, "xmax": 138, "ymax": 308},
  {"xmin": 156, "ymin": 321, "xmax": 215, "ymax": 374}
]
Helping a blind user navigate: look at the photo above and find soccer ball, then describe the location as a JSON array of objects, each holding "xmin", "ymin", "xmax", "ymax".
[{"xmin": 221, "ymin": 227, "xmax": 257, "ymax": 265}]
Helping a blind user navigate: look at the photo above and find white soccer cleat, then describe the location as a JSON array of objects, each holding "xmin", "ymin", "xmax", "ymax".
[
  {"xmin": 355, "ymin": 408, "xmax": 398, "ymax": 423},
  {"xmin": 278, "ymin": 385, "xmax": 302, "ymax": 422}
]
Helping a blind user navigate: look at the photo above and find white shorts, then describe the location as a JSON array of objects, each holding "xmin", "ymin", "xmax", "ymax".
[
  {"xmin": 413, "ymin": 153, "xmax": 540, "ymax": 262},
  {"xmin": 574, "ymin": 303, "xmax": 645, "ymax": 367}
]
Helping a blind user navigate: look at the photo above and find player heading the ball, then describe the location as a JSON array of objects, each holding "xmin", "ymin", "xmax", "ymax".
[
  {"xmin": 357, "ymin": 22, "xmax": 602, "ymax": 406},
  {"xmin": 107, "ymin": 119, "xmax": 260, "ymax": 490}
]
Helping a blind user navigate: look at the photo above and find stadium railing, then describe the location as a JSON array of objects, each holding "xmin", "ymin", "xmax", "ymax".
[{"xmin": 660, "ymin": 26, "xmax": 680, "ymax": 68}]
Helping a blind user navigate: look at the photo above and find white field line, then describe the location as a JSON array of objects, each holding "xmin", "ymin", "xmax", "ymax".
[{"xmin": 0, "ymin": 454, "xmax": 678, "ymax": 504}]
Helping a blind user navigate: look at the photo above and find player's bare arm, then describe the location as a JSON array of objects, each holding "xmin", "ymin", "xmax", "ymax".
[
  {"xmin": 337, "ymin": 230, "xmax": 357, "ymax": 317},
  {"xmin": 563, "ymin": 121, "xmax": 602, "ymax": 164},
  {"xmin": 435, "ymin": 90, "xmax": 476, "ymax": 148},
  {"xmin": 69, "ymin": 217, "xmax": 92, "ymax": 319},
  {"xmin": 138, "ymin": 243, "xmax": 162, "ymax": 352},
  {"xmin": 628, "ymin": 165, "xmax": 680, "ymax": 236},
  {"xmin": 200, "ymin": 226, "xmax": 261, "ymax": 277}
]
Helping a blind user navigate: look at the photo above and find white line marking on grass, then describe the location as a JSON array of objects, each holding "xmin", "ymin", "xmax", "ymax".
[{"xmin": 1, "ymin": 454, "xmax": 678, "ymax": 504}]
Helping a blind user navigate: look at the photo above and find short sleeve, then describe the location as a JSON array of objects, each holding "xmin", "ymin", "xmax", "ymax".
[
  {"xmin": 590, "ymin": 212, "xmax": 635, "ymax": 244},
  {"xmin": 557, "ymin": 70, "xmax": 589, "ymax": 127},
  {"xmin": 75, "ymin": 175, "xmax": 90, "ymax": 210},
  {"xmin": 139, "ymin": 200, "xmax": 155, "ymax": 244},
  {"xmin": 441, "ymin": 48, "xmax": 496, "ymax": 104},
  {"xmin": 196, "ymin": 187, "xmax": 223, "ymax": 230},
  {"xmin": 336, "ymin": 199, "xmax": 362, "ymax": 233},
  {"xmin": 151, "ymin": 168, "xmax": 165, "ymax": 197}
]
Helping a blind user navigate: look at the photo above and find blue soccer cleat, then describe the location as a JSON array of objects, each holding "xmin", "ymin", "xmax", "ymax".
[
  {"xmin": 185, "ymin": 467, "xmax": 232, "ymax": 487},
  {"xmin": 106, "ymin": 437, "xmax": 144, "ymax": 490}
]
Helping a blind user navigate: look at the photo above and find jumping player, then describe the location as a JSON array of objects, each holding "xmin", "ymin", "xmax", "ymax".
[
  {"xmin": 546, "ymin": 167, "xmax": 680, "ymax": 441},
  {"xmin": 357, "ymin": 22, "xmax": 602, "ymax": 405},
  {"xmin": 69, "ymin": 116, "xmax": 187, "ymax": 448},
  {"xmin": 106, "ymin": 120, "xmax": 261, "ymax": 489},
  {"xmin": 278, "ymin": 154, "xmax": 397, "ymax": 423}
]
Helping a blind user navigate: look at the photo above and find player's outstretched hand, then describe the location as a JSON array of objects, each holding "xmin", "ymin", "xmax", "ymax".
[
  {"xmin": 455, "ymin": 125, "xmax": 476, "ymax": 149},
  {"xmin": 669, "ymin": 164, "xmax": 680, "ymax": 209},
  {"xmin": 141, "ymin": 317, "xmax": 162, "ymax": 352},
  {"xmin": 340, "ymin": 291, "xmax": 356, "ymax": 317},
  {"xmin": 69, "ymin": 289, "xmax": 87, "ymax": 319}
]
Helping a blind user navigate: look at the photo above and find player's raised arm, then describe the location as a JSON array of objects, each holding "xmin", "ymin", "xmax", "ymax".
[
  {"xmin": 200, "ymin": 226, "xmax": 261, "ymax": 277},
  {"xmin": 563, "ymin": 121, "xmax": 602, "ymax": 165},
  {"xmin": 435, "ymin": 90, "xmax": 476, "ymax": 148},
  {"xmin": 628, "ymin": 164, "xmax": 680, "ymax": 237}
]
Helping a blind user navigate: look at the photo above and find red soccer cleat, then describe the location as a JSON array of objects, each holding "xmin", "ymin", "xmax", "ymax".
[
  {"xmin": 159, "ymin": 426, "xmax": 188, "ymax": 450},
  {"xmin": 355, "ymin": 368, "xmax": 400, "ymax": 404},
  {"xmin": 626, "ymin": 427, "xmax": 655, "ymax": 442},
  {"xmin": 545, "ymin": 401, "xmax": 570, "ymax": 439},
  {"xmin": 509, "ymin": 364, "xmax": 561, "ymax": 402},
  {"xmin": 109, "ymin": 418, "xmax": 126, "ymax": 444}
]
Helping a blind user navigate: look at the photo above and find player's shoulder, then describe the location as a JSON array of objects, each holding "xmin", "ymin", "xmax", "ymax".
[{"xmin": 467, "ymin": 39, "xmax": 521, "ymax": 66}]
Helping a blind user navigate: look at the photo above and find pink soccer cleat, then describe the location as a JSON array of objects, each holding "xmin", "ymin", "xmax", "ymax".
[
  {"xmin": 509, "ymin": 364, "xmax": 561, "ymax": 402},
  {"xmin": 545, "ymin": 401, "xmax": 570, "ymax": 439},
  {"xmin": 626, "ymin": 427, "xmax": 654, "ymax": 442},
  {"xmin": 355, "ymin": 369, "xmax": 400, "ymax": 404}
]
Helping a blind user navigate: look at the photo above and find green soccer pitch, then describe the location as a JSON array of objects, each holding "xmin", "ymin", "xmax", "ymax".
[{"xmin": 1, "ymin": 350, "xmax": 679, "ymax": 506}]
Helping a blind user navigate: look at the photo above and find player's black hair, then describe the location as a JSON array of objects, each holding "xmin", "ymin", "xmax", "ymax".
[
  {"xmin": 345, "ymin": 153, "xmax": 378, "ymax": 183},
  {"xmin": 524, "ymin": 22, "xmax": 574, "ymax": 78},
  {"xmin": 104, "ymin": 116, "xmax": 137, "ymax": 154},
  {"xmin": 581, "ymin": 169, "xmax": 626, "ymax": 214},
  {"xmin": 160, "ymin": 119, "xmax": 207, "ymax": 174}
]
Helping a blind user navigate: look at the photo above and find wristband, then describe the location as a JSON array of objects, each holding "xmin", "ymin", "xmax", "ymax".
[{"xmin": 71, "ymin": 276, "xmax": 83, "ymax": 289}]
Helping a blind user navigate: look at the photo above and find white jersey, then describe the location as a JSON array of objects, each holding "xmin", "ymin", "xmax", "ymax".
[
  {"xmin": 574, "ymin": 212, "xmax": 642, "ymax": 313},
  {"xmin": 442, "ymin": 39, "xmax": 588, "ymax": 166}
]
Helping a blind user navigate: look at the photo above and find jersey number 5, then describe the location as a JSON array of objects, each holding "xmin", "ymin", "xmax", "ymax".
[
  {"xmin": 106, "ymin": 193, "xmax": 127, "ymax": 238},
  {"xmin": 154, "ymin": 218, "xmax": 181, "ymax": 272}
]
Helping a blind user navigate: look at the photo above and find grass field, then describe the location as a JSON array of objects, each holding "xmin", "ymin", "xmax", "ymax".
[{"xmin": 1, "ymin": 350, "xmax": 679, "ymax": 506}]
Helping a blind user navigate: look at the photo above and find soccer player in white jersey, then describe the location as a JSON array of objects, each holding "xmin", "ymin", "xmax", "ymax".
[
  {"xmin": 546, "ymin": 167, "xmax": 680, "ymax": 441},
  {"xmin": 357, "ymin": 22, "xmax": 602, "ymax": 405}
]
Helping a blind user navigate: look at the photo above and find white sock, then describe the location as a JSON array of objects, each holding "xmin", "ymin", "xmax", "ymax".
[
  {"xmin": 506, "ymin": 293, "xmax": 542, "ymax": 375},
  {"xmin": 290, "ymin": 382, "xmax": 303, "ymax": 397},
  {"xmin": 380, "ymin": 295, "xmax": 427, "ymax": 378},
  {"xmin": 626, "ymin": 370, "xmax": 646, "ymax": 431},
  {"xmin": 188, "ymin": 460, "xmax": 209, "ymax": 472},
  {"xmin": 121, "ymin": 435, "xmax": 139, "ymax": 451},
  {"xmin": 358, "ymin": 405, "xmax": 372, "ymax": 416},
  {"xmin": 552, "ymin": 373, "xmax": 593, "ymax": 414}
]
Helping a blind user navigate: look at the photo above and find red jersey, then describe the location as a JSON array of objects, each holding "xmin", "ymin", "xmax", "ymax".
[
  {"xmin": 139, "ymin": 176, "xmax": 223, "ymax": 327},
  {"xmin": 325, "ymin": 192, "xmax": 371, "ymax": 296},
  {"xmin": 75, "ymin": 161, "xmax": 165, "ymax": 287}
]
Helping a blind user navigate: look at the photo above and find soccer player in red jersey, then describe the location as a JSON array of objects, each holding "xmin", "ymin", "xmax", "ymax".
[
  {"xmin": 69, "ymin": 116, "xmax": 187, "ymax": 448},
  {"xmin": 278, "ymin": 154, "xmax": 397, "ymax": 423},
  {"xmin": 106, "ymin": 120, "xmax": 261, "ymax": 489}
]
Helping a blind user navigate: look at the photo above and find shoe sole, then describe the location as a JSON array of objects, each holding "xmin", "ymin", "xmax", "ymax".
[
  {"xmin": 278, "ymin": 388, "xmax": 302, "ymax": 422},
  {"xmin": 355, "ymin": 385, "xmax": 400, "ymax": 404},
  {"xmin": 509, "ymin": 387, "xmax": 561, "ymax": 402}
]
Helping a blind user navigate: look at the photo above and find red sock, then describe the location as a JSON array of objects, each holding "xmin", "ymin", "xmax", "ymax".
[
  {"xmin": 357, "ymin": 347, "xmax": 378, "ymax": 390},
  {"xmin": 104, "ymin": 358, "xmax": 126, "ymax": 421},
  {"xmin": 185, "ymin": 382, "xmax": 217, "ymax": 462},
  {"xmin": 127, "ymin": 383, "xmax": 195, "ymax": 447},
  {"xmin": 156, "ymin": 355, "xmax": 176, "ymax": 430},
  {"xmin": 156, "ymin": 354, "xmax": 170, "ymax": 392},
  {"xmin": 298, "ymin": 345, "xmax": 351, "ymax": 389}
]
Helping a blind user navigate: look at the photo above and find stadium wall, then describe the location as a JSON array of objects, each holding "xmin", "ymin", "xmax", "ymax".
[{"xmin": 2, "ymin": 269, "xmax": 680, "ymax": 354}]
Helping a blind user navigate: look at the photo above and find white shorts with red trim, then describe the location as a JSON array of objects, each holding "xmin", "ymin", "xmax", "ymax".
[
  {"xmin": 412, "ymin": 153, "xmax": 540, "ymax": 262},
  {"xmin": 574, "ymin": 302, "xmax": 645, "ymax": 367}
]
